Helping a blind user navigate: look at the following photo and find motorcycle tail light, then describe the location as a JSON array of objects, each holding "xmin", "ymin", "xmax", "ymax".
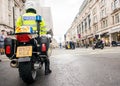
[
  {"xmin": 5, "ymin": 45, "xmax": 11, "ymax": 54},
  {"xmin": 16, "ymin": 34, "xmax": 31, "ymax": 42},
  {"xmin": 41, "ymin": 44, "xmax": 47, "ymax": 52}
]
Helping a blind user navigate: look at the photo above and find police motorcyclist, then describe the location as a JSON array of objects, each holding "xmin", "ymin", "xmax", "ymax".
[{"xmin": 16, "ymin": 1, "xmax": 52, "ymax": 75}]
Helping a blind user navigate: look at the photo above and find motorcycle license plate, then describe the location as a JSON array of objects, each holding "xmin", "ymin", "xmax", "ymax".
[{"xmin": 16, "ymin": 46, "xmax": 32, "ymax": 58}]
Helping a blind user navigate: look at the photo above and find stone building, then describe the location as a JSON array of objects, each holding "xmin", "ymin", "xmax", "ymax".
[
  {"xmin": 66, "ymin": 0, "xmax": 120, "ymax": 47},
  {"xmin": 38, "ymin": 7, "xmax": 54, "ymax": 36},
  {"xmin": 0, "ymin": 0, "xmax": 25, "ymax": 34}
]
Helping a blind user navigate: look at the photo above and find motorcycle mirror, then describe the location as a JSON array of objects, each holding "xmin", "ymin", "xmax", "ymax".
[
  {"xmin": 47, "ymin": 30, "xmax": 51, "ymax": 34},
  {"xmin": 47, "ymin": 34, "xmax": 52, "ymax": 38}
]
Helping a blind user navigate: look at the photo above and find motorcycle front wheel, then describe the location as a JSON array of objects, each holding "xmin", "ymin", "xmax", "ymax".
[
  {"xmin": 101, "ymin": 45, "xmax": 104, "ymax": 49},
  {"xmin": 19, "ymin": 62, "xmax": 36, "ymax": 84},
  {"xmin": 92, "ymin": 46, "xmax": 95, "ymax": 50}
]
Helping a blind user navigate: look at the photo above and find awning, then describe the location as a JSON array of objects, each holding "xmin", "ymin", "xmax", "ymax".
[
  {"xmin": 101, "ymin": 32, "xmax": 109, "ymax": 36},
  {"xmin": 110, "ymin": 26, "xmax": 120, "ymax": 33},
  {"xmin": 87, "ymin": 34, "xmax": 93, "ymax": 38}
]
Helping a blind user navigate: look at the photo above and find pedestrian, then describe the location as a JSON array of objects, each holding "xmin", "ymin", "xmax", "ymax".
[
  {"xmin": 72, "ymin": 41, "xmax": 75, "ymax": 49},
  {"xmin": 59, "ymin": 43, "xmax": 62, "ymax": 48},
  {"xmin": 0, "ymin": 30, "xmax": 5, "ymax": 54},
  {"xmin": 0, "ymin": 30, "xmax": 6, "ymax": 62}
]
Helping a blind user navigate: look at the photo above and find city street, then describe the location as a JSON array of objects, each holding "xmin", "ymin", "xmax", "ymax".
[{"xmin": 0, "ymin": 47, "xmax": 120, "ymax": 86}]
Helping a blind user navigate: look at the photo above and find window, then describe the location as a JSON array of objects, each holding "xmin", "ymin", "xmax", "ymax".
[
  {"xmin": 77, "ymin": 26, "xmax": 79, "ymax": 34},
  {"xmin": 82, "ymin": 22, "xmax": 83, "ymax": 32},
  {"xmin": 101, "ymin": 0, "xmax": 105, "ymax": 5},
  {"xmin": 103, "ymin": 21, "xmax": 105, "ymax": 28},
  {"xmin": 94, "ymin": 24, "xmax": 98, "ymax": 31},
  {"xmin": 112, "ymin": 16, "xmax": 115, "ymax": 24},
  {"xmin": 93, "ymin": 15, "xmax": 97, "ymax": 23},
  {"xmin": 79, "ymin": 24, "xmax": 81, "ymax": 34},
  {"xmin": 101, "ymin": 19, "xmax": 108, "ymax": 28},
  {"xmin": 111, "ymin": 2, "xmax": 114, "ymax": 10},
  {"xmin": 88, "ymin": 15, "xmax": 91, "ymax": 28},
  {"xmin": 8, "ymin": 15, "xmax": 11, "ymax": 26},
  {"xmin": 114, "ymin": 0, "xmax": 119, "ymax": 8},
  {"xmin": 77, "ymin": 24, "xmax": 81, "ymax": 34},
  {"xmin": 112, "ymin": 0, "xmax": 120, "ymax": 10},
  {"xmin": 89, "ymin": 0, "xmax": 92, "ymax": 2},
  {"xmin": 92, "ymin": 7, "xmax": 97, "ymax": 15},
  {"xmin": 100, "ymin": 8, "xmax": 106, "ymax": 18},
  {"xmin": 84, "ymin": 19, "xmax": 87, "ymax": 30},
  {"xmin": 115, "ymin": 13, "xmax": 119, "ymax": 23},
  {"xmin": 105, "ymin": 20, "xmax": 108, "ymax": 27},
  {"xmin": 83, "ymin": 21, "xmax": 85, "ymax": 31},
  {"xmin": 8, "ymin": 0, "xmax": 11, "ymax": 11}
]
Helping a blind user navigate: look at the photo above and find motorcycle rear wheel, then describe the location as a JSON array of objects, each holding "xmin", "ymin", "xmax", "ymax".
[
  {"xmin": 92, "ymin": 46, "xmax": 95, "ymax": 50},
  {"xmin": 19, "ymin": 62, "xmax": 36, "ymax": 84}
]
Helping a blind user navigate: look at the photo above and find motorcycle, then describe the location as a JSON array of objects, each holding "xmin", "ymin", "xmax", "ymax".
[
  {"xmin": 92, "ymin": 40, "xmax": 104, "ymax": 50},
  {"xmin": 4, "ymin": 15, "xmax": 52, "ymax": 84}
]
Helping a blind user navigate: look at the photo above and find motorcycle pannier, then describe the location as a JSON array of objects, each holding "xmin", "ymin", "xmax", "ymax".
[
  {"xmin": 40, "ymin": 36, "xmax": 50, "ymax": 51},
  {"xmin": 4, "ymin": 38, "xmax": 16, "ymax": 58}
]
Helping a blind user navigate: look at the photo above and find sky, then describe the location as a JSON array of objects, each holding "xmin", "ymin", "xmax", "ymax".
[{"xmin": 43, "ymin": 0, "xmax": 84, "ymax": 43}]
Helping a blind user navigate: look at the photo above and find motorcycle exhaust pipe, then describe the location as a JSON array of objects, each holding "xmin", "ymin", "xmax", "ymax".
[{"xmin": 10, "ymin": 59, "xmax": 18, "ymax": 68}]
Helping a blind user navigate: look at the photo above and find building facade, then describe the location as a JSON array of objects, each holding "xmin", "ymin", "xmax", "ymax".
[
  {"xmin": 0, "ymin": 0, "xmax": 25, "ymax": 34},
  {"xmin": 66, "ymin": 0, "xmax": 120, "ymax": 47},
  {"xmin": 38, "ymin": 7, "xmax": 53, "ymax": 33}
]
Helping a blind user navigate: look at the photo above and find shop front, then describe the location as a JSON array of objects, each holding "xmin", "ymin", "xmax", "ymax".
[
  {"xmin": 80, "ymin": 37, "xmax": 86, "ymax": 47},
  {"xmin": 111, "ymin": 32, "xmax": 120, "ymax": 42},
  {"xmin": 88, "ymin": 37, "xmax": 93, "ymax": 46},
  {"xmin": 87, "ymin": 34, "xmax": 94, "ymax": 47},
  {"xmin": 110, "ymin": 26, "xmax": 120, "ymax": 45},
  {"xmin": 100, "ymin": 32, "xmax": 110, "ymax": 46},
  {"xmin": 76, "ymin": 39, "xmax": 80, "ymax": 47}
]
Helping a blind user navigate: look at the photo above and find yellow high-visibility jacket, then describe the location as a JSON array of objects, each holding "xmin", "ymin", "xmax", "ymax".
[{"xmin": 16, "ymin": 13, "xmax": 47, "ymax": 35}]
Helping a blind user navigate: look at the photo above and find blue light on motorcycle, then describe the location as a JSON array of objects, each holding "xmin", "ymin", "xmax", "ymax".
[
  {"xmin": 36, "ymin": 15, "xmax": 42, "ymax": 22},
  {"xmin": 30, "ymin": 27, "xmax": 33, "ymax": 34}
]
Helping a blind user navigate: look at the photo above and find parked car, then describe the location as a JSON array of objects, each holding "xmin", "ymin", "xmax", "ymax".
[
  {"xmin": 111, "ymin": 41, "xmax": 117, "ymax": 46},
  {"xmin": 117, "ymin": 42, "xmax": 120, "ymax": 46},
  {"xmin": 111, "ymin": 41, "xmax": 120, "ymax": 46}
]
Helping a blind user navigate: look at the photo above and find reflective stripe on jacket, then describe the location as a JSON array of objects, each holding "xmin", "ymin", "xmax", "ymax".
[{"xmin": 16, "ymin": 13, "xmax": 47, "ymax": 35}]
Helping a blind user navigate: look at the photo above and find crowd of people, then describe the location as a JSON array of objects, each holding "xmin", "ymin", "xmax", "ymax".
[{"xmin": 65, "ymin": 41, "xmax": 75, "ymax": 49}]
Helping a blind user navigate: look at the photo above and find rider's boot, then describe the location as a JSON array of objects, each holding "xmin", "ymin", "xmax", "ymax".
[{"xmin": 45, "ymin": 58, "xmax": 52, "ymax": 75}]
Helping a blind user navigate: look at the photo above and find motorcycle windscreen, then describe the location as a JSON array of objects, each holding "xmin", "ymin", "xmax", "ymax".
[{"xmin": 16, "ymin": 46, "xmax": 32, "ymax": 58}]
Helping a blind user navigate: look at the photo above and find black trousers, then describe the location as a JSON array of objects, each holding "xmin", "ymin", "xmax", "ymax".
[
  {"xmin": 33, "ymin": 36, "xmax": 51, "ymax": 71},
  {"xmin": 44, "ymin": 58, "xmax": 50, "ymax": 71}
]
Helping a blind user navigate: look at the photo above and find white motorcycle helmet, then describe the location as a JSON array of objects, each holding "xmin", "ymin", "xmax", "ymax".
[{"xmin": 25, "ymin": 0, "xmax": 37, "ymax": 13}]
